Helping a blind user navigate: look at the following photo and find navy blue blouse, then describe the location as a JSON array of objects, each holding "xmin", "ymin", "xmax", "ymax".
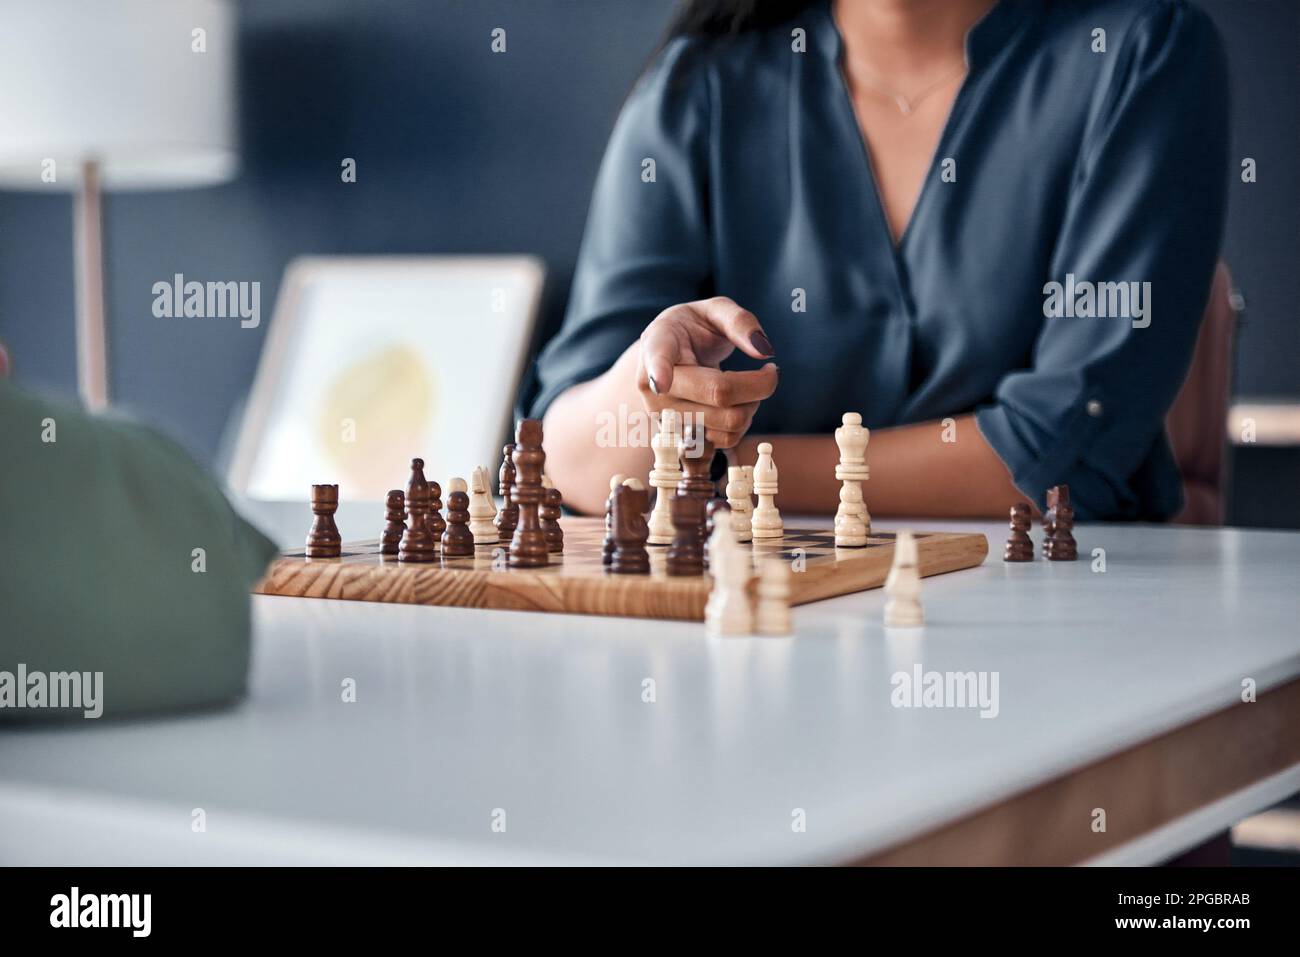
[{"xmin": 525, "ymin": 0, "xmax": 1229, "ymax": 520}]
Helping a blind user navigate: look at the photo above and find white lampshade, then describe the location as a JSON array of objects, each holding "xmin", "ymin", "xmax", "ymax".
[{"xmin": 0, "ymin": 0, "xmax": 237, "ymax": 191}]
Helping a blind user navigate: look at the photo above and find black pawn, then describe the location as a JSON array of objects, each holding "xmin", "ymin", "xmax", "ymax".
[
  {"xmin": 399, "ymin": 481, "xmax": 436, "ymax": 563},
  {"xmin": 428, "ymin": 480, "xmax": 446, "ymax": 538},
  {"xmin": 441, "ymin": 484, "xmax": 475, "ymax": 557},
  {"xmin": 666, "ymin": 494, "xmax": 705, "ymax": 576},
  {"xmin": 381, "ymin": 489, "xmax": 405, "ymax": 556},
  {"xmin": 541, "ymin": 486, "xmax": 564, "ymax": 553},
  {"xmin": 1003, "ymin": 502, "xmax": 1033, "ymax": 562}
]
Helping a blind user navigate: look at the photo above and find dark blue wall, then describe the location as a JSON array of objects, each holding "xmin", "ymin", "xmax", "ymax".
[{"xmin": 1, "ymin": 0, "xmax": 1296, "ymax": 472}]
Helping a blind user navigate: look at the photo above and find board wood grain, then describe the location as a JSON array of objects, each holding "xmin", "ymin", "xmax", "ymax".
[{"xmin": 253, "ymin": 517, "xmax": 988, "ymax": 621}]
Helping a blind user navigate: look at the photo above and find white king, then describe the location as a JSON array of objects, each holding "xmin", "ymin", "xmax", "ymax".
[{"xmin": 834, "ymin": 411, "xmax": 870, "ymax": 546}]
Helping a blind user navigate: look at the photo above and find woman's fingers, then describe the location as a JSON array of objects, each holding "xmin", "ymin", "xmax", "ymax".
[
  {"xmin": 688, "ymin": 296, "xmax": 776, "ymax": 360},
  {"xmin": 638, "ymin": 296, "xmax": 774, "ymax": 395},
  {"xmin": 638, "ymin": 316, "xmax": 683, "ymax": 396},
  {"xmin": 638, "ymin": 397, "xmax": 760, "ymax": 450},
  {"xmin": 704, "ymin": 429, "xmax": 745, "ymax": 451},
  {"xmin": 664, "ymin": 363, "xmax": 779, "ymax": 408},
  {"xmin": 661, "ymin": 399, "xmax": 759, "ymax": 435},
  {"xmin": 634, "ymin": 298, "xmax": 775, "ymax": 452}
]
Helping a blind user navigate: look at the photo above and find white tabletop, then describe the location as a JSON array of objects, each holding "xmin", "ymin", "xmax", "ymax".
[{"xmin": 3, "ymin": 504, "xmax": 1299, "ymax": 865}]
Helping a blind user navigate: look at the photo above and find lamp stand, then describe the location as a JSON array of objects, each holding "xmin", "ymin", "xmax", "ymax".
[{"xmin": 74, "ymin": 159, "xmax": 108, "ymax": 410}]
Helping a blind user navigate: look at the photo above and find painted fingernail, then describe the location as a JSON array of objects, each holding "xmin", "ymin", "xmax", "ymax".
[
  {"xmin": 648, "ymin": 374, "xmax": 659, "ymax": 395},
  {"xmin": 750, "ymin": 331, "xmax": 775, "ymax": 357}
]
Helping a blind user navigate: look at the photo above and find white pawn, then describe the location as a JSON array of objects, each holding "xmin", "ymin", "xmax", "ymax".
[
  {"xmin": 835, "ymin": 482, "xmax": 868, "ymax": 547},
  {"xmin": 647, "ymin": 409, "xmax": 682, "ymax": 545},
  {"xmin": 834, "ymin": 412, "xmax": 871, "ymax": 545},
  {"xmin": 704, "ymin": 519, "xmax": 753, "ymax": 636},
  {"xmin": 750, "ymin": 442, "xmax": 783, "ymax": 539},
  {"xmin": 468, "ymin": 465, "xmax": 498, "ymax": 544},
  {"xmin": 883, "ymin": 530, "xmax": 924, "ymax": 628},
  {"xmin": 725, "ymin": 466, "xmax": 753, "ymax": 542},
  {"xmin": 755, "ymin": 556, "xmax": 792, "ymax": 635}
]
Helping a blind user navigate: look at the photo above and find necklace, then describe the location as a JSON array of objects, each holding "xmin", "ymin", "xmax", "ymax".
[{"xmin": 847, "ymin": 59, "xmax": 968, "ymax": 116}]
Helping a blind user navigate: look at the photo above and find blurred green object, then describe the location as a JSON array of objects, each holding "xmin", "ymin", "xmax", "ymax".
[{"xmin": 0, "ymin": 380, "xmax": 277, "ymax": 720}]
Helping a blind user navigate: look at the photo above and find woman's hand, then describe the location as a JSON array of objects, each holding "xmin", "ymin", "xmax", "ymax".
[{"xmin": 635, "ymin": 296, "xmax": 779, "ymax": 449}]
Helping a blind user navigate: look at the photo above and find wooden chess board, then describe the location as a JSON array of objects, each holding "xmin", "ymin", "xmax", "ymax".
[{"xmin": 254, "ymin": 517, "xmax": 988, "ymax": 622}]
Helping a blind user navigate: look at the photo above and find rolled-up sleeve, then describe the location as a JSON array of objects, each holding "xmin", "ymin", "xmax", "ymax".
[
  {"xmin": 975, "ymin": 2, "xmax": 1228, "ymax": 521},
  {"xmin": 524, "ymin": 38, "xmax": 714, "ymax": 420}
]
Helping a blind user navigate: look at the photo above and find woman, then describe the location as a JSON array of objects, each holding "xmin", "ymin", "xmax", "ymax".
[{"xmin": 528, "ymin": 0, "xmax": 1228, "ymax": 518}]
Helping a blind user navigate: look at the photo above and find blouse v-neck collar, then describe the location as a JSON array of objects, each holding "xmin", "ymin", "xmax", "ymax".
[{"xmin": 810, "ymin": 0, "xmax": 1036, "ymax": 276}]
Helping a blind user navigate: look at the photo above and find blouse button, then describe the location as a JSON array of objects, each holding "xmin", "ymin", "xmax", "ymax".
[{"xmin": 1086, "ymin": 399, "xmax": 1103, "ymax": 418}]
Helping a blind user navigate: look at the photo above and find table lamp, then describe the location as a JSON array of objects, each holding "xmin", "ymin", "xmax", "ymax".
[{"xmin": 0, "ymin": 0, "xmax": 237, "ymax": 410}]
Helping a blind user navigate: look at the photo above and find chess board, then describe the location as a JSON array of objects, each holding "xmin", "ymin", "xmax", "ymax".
[{"xmin": 254, "ymin": 517, "xmax": 988, "ymax": 622}]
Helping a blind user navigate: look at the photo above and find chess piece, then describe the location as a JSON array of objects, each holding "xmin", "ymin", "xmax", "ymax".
[
  {"xmin": 750, "ymin": 442, "xmax": 783, "ymax": 539},
  {"xmin": 440, "ymin": 476, "xmax": 475, "ymax": 557},
  {"xmin": 601, "ymin": 473, "xmax": 627, "ymax": 565},
  {"xmin": 427, "ymin": 480, "xmax": 447, "ymax": 538},
  {"xmin": 1003, "ymin": 502, "xmax": 1034, "ymax": 562},
  {"xmin": 703, "ymin": 499, "xmax": 729, "ymax": 567},
  {"xmin": 835, "ymin": 483, "xmax": 869, "ymax": 549},
  {"xmin": 494, "ymin": 444, "xmax": 518, "ymax": 545},
  {"xmin": 725, "ymin": 466, "xmax": 753, "ymax": 542},
  {"xmin": 666, "ymin": 494, "xmax": 705, "ymax": 576},
  {"xmin": 754, "ymin": 557, "xmax": 792, "ymax": 635},
  {"xmin": 676, "ymin": 420, "xmax": 716, "ymax": 504},
  {"xmin": 1044, "ymin": 503, "xmax": 1078, "ymax": 560},
  {"xmin": 468, "ymin": 466, "xmax": 498, "ymax": 544},
  {"xmin": 380, "ymin": 489, "xmax": 405, "ymax": 555},
  {"xmin": 1042, "ymin": 484, "xmax": 1068, "ymax": 538},
  {"xmin": 647, "ymin": 409, "xmax": 683, "ymax": 545},
  {"xmin": 306, "ymin": 484, "xmax": 342, "ymax": 558},
  {"xmin": 541, "ymin": 485, "xmax": 564, "ymax": 553},
  {"xmin": 705, "ymin": 518, "xmax": 753, "ymax": 636},
  {"xmin": 610, "ymin": 482, "xmax": 650, "ymax": 574},
  {"xmin": 398, "ymin": 477, "xmax": 436, "ymax": 563},
  {"xmin": 405, "ymin": 456, "xmax": 429, "ymax": 524},
  {"xmin": 1043, "ymin": 485, "xmax": 1078, "ymax": 561},
  {"xmin": 834, "ymin": 412, "xmax": 870, "ymax": 545},
  {"xmin": 883, "ymin": 530, "xmax": 924, "ymax": 627},
  {"xmin": 507, "ymin": 420, "xmax": 549, "ymax": 568},
  {"xmin": 741, "ymin": 465, "xmax": 755, "ymax": 525}
]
